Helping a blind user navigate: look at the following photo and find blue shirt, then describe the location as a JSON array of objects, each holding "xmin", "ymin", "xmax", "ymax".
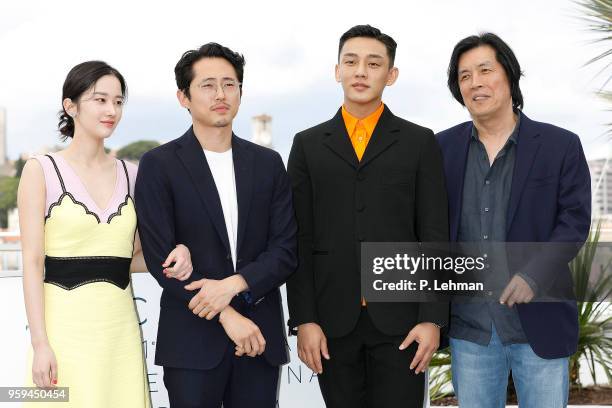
[{"xmin": 449, "ymin": 113, "xmax": 530, "ymax": 345}]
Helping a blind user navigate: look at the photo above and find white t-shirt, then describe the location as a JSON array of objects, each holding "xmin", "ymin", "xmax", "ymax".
[{"xmin": 204, "ymin": 148, "xmax": 238, "ymax": 271}]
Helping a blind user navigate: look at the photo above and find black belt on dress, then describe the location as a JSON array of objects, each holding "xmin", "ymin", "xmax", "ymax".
[{"xmin": 44, "ymin": 256, "xmax": 131, "ymax": 290}]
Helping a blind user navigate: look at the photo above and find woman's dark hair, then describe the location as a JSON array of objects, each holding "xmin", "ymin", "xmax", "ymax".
[
  {"xmin": 174, "ymin": 42, "xmax": 245, "ymax": 99},
  {"xmin": 447, "ymin": 32, "xmax": 524, "ymax": 110},
  {"xmin": 338, "ymin": 25, "xmax": 397, "ymax": 67},
  {"xmin": 58, "ymin": 60, "xmax": 127, "ymax": 140}
]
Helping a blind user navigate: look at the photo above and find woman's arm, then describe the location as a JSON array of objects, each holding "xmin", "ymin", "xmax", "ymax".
[
  {"xmin": 129, "ymin": 230, "xmax": 147, "ymax": 273},
  {"xmin": 19, "ymin": 159, "xmax": 57, "ymax": 388}
]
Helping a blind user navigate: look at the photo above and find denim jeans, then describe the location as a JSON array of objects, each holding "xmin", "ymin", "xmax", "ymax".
[{"xmin": 449, "ymin": 325, "xmax": 569, "ymax": 408}]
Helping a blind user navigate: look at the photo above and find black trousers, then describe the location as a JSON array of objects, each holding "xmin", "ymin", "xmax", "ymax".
[
  {"xmin": 317, "ymin": 307, "xmax": 425, "ymax": 408},
  {"xmin": 163, "ymin": 344, "xmax": 280, "ymax": 408}
]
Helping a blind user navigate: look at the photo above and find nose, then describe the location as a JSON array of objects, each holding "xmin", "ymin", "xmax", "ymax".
[
  {"xmin": 355, "ymin": 60, "xmax": 367, "ymax": 78},
  {"xmin": 106, "ymin": 101, "xmax": 117, "ymax": 117},
  {"xmin": 214, "ymin": 85, "xmax": 226, "ymax": 101},
  {"xmin": 470, "ymin": 72, "xmax": 483, "ymax": 89}
]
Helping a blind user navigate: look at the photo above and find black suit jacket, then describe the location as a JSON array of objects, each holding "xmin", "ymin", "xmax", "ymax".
[
  {"xmin": 135, "ymin": 128, "xmax": 297, "ymax": 369},
  {"xmin": 286, "ymin": 106, "xmax": 449, "ymax": 338}
]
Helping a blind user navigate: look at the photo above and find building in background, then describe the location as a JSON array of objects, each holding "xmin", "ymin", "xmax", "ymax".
[
  {"xmin": 0, "ymin": 108, "xmax": 13, "ymax": 177},
  {"xmin": 251, "ymin": 114, "xmax": 272, "ymax": 148},
  {"xmin": 589, "ymin": 153, "xmax": 612, "ymax": 241},
  {"xmin": 589, "ymin": 156, "xmax": 612, "ymax": 219}
]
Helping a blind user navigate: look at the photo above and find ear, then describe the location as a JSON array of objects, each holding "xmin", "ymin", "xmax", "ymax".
[
  {"xmin": 386, "ymin": 66, "xmax": 399, "ymax": 86},
  {"xmin": 62, "ymin": 98, "xmax": 76, "ymax": 117},
  {"xmin": 176, "ymin": 89, "xmax": 190, "ymax": 110},
  {"xmin": 334, "ymin": 64, "xmax": 341, "ymax": 83}
]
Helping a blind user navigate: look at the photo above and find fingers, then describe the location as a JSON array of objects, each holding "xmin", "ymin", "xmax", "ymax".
[
  {"xmin": 32, "ymin": 369, "xmax": 42, "ymax": 388},
  {"xmin": 242, "ymin": 338, "xmax": 253, "ymax": 356},
  {"xmin": 499, "ymin": 280, "xmax": 517, "ymax": 306},
  {"xmin": 204, "ymin": 309, "xmax": 218, "ymax": 320},
  {"xmin": 256, "ymin": 331, "xmax": 266, "ymax": 355},
  {"xmin": 50, "ymin": 360, "xmax": 58, "ymax": 387},
  {"xmin": 162, "ymin": 251, "xmax": 174, "ymax": 268},
  {"xmin": 320, "ymin": 336, "xmax": 330, "ymax": 360},
  {"xmin": 168, "ymin": 258, "xmax": 193, "ymax": 281},
  {"xmin": 311, "ymin": 346, "xmax": 323, "ymax": 374},
  {"xmin": 189, "ymin": 299, "xmax": 206, "ymax": 317},
  {"xmin": 184, "ymin": 279, "xmax": 204, "ymax": 291},
  {"xmin": 399, "ymin": 330, "xmax": 417, "ymax": 351},
  {"xmin": 235, "ymin": 345, "xmax": 245, "ymax": 357},
  {"xmin": 304, "ymin": 348, "xmax": 318, "ymax": 373},
  {"xmin": 248, "ymin": 336, "xmax": 260, "ymax": 357},
  {"xmin": 414, "ymin": 349, "xmax": 435, "ymax": 374},
  {"xmin": 175, "ymin": 265, "xmax": 193, "ymax": 281},
  {"xmin": 410, "ymin": 342, "xmax": 427, "ymax": 371},
  {"xmin": 297, "ymin": 344, "xmax": 318, "ymax": 373},
  {"xmin": 40, "ymin": 367, "xmax": 52, "ymax": 389}
]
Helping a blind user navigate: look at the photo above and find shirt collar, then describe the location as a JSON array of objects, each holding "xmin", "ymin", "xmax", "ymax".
[
  {"xmin": 342, "ymin": 103, "xmax": 385, "ymax": 138},
  {"xmin": 471, "ymin": 110, "xmax": 521, "ymax": 145}
]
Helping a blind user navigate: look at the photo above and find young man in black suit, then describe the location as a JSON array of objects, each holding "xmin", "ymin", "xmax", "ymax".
[{"xmin": 286, "ymin": 25, "xmax": 449, "ymax": 408}]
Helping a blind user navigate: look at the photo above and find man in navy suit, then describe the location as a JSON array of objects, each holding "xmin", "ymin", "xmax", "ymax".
[
  {"xmin": 135, "ymin": 43, "xmax": 297, "ymax": 408},
  {"xmin": 436, "ymin": 33, "xmax": 591, "ymax": 408}
]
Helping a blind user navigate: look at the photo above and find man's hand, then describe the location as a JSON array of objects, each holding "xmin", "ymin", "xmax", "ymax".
[
  {"xmin": 399, "ymin": 322, "xmax": 440, "ymax": 374},
  {"xmin": 219, "ymin": 306, "xmax": 266, "ymax": 357},
  {"xmin": 185, "ymin": 275, "xmax": 248, "ymax": 320},
  {"xmin": 297, "ymin": 323, "xmax": 330, "ymax": 374},
  {"xmin": 162, "ymin": 244, "xmax": 193, "ymax": 281},
  {"xmin": 499, "ymin": 274, "xmax": 535, "ymax": 307}
]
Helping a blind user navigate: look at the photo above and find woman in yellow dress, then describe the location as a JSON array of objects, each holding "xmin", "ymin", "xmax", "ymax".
[{"xmin": 18, "ymin": 61, "xmax": 193, "ymax": 407}]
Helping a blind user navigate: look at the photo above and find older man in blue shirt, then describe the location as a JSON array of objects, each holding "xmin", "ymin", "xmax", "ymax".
[{"xmin": 436, "ymin": 33, "xmax": 591, "ymax": 408}]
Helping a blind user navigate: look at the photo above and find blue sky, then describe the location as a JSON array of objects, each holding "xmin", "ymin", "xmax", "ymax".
[{"xmin": 1, "ymin": 0, "xmax": 610, "ymax": 162}]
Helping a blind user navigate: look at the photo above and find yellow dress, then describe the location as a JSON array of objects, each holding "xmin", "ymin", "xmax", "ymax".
[{"xmin": 25, "ymin": 153, "xmax": 151, "ymax": 408}]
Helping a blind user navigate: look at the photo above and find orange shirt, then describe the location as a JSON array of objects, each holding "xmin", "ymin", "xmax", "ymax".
[{"xmin": 341, "ymin": 102, "xmax": 385, "ymax": 161}]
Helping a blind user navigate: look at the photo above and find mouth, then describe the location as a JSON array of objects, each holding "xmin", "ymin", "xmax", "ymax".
[
  {"xmin": 472, "ymin": 95, "xmax": 489, "ymax": 101},
  {"xmin": 212, "ymin": 105, "xmax": 230, "ymax": 113},
  {"xmin": 352, "ymin": 83, "xmax": 369, "ymax": 91},
  {"xmin": 100, "ymin": 121, "xmax": 115, "ymax": 128}
]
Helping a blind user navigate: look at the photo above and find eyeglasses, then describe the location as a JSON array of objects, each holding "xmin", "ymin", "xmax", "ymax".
[{"xmin": 195, "ymin": 79, "xmax": 241, "ymax": 96}]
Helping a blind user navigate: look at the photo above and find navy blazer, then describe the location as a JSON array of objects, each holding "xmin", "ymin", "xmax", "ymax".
[
  {"xmin": 135, "ymin": 127, "xmax": 297, "ymax": 369},
  {"xmin": 436, "ymin": 113, "xmax": 591, "ymax": 359}
]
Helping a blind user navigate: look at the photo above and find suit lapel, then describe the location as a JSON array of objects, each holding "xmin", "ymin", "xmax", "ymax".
[
  {"xmin": 322, "ymin": 105, "xmax": 400, "ymax": 169},
  {"xmin": 506, "ymin": 113, "xmax": 541, "ymax": 232},
  {"xmin": 232, "ymin": 135, "xmax": 254, "ymax": 257},
  {"xmin": 358, "ymin": 105, "xmax": 399, "ymax": 169},
  {"xmin": 322, "ymin": 109, "xmax": 359, "ymax": 169},
  {"xmin": 176, "ymin": 128, "xmax": 231, "ymax": 253},
  {"xmin": 448, "ymin": 124, "xmax": 472, "ymax": 241}
]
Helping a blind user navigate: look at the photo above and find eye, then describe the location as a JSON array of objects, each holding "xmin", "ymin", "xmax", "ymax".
[
  {"xmin": 96, "ymin": 98, "xmax": 106, "ymax": 103},
  {"xmin": 116, "ymin": 100, "xmax": 124, "ymax": 106},
  {"xmin": 344, "ymin": 60, "xmax": 355, "ymax": 65},
  {"xmin": 459, "ymin": 74, "xmax": 470, "ymax": 81},
  {"xmin": 201, "ymin": 83, "xmax": 213, "ymax": 89},
  {"xmin": 369, "ymin": 62, "xmax": 380, "ymax": 68},
  {"xmin": 224, "ymin": 83, "xmax": 235, "ymax": 88},
  {"xmin": 482, "ymin": 68, "xmax": 491, "ymax": 74}
]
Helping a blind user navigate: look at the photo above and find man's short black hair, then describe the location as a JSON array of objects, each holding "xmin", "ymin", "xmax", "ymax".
[
  {"xmin": 338, "ymin": 25, "xmax": 397, "ymax": 67},
  {"xmin": 447, "ymin": 32, "xmax": 524, "ymax": 110},
  {"xmin": 175, "ymin": 42, "xmax": 245, "ymax": 99}
]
